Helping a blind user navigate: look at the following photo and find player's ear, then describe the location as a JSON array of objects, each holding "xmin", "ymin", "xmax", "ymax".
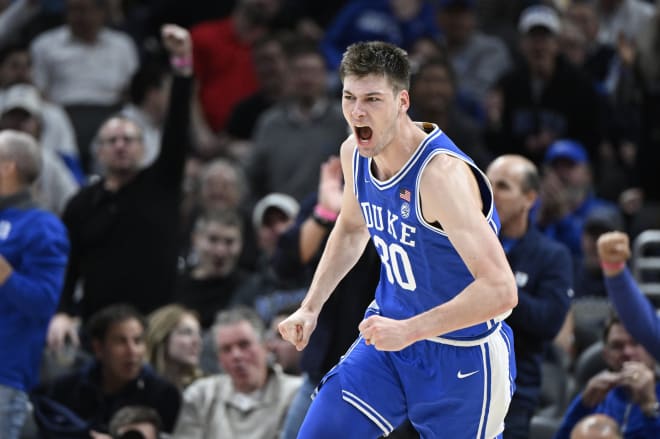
[{"xmin": 399, "ymin": 89, "xmax": 410, "ymax": 113}]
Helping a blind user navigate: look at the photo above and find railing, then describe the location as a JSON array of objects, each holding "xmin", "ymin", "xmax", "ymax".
[{"xmin": 632, "ymin": 230, "xmax": 660, "ymax": 304}]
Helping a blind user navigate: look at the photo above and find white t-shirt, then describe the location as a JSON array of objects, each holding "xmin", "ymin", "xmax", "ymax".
[{"xmin": 31, "ymin": 26, "xmax": 138, "ymax": 106}]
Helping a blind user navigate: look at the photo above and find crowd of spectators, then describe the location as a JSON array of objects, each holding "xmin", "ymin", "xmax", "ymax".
[{"xmin": 1, "ymin": 0, "xmax": 659, "ymax": 438}]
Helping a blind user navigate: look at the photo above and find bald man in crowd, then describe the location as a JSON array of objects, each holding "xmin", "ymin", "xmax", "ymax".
[
  {"xmin": 0, "ymin": 130, "xmax": 69, "ymax": 438},
  {"xmin": 486, "ymin": 155, "xmax": 573, "ymax": 439},
  {"xmin": 570, "ymin": 414, "xmax": 622, "ymax": 439}
]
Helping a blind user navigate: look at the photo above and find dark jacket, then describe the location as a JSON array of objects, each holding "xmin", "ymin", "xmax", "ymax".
[
  {"xmin": 504, "ymin": 226, "xmax": 573, "ymax": 410},
  {"xmin": 487, "ymin": 55, "xmax": 603, "ymax": 164},
  {"xmin": 59, "ymin": 76, "xmax": 192, "ymax": 319},
  {"xmin": 31, "ymin": 361, "xmax": 181, "ymax": 435}
]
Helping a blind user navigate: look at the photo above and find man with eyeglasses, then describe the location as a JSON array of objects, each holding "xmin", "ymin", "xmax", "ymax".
[
  {"xmin": 46, "ymin": 24, "xmax": 193, "ymax": 355},
  {"xmin": 554, "ymin": 314, "xmax": 660, "ymax": 438}
]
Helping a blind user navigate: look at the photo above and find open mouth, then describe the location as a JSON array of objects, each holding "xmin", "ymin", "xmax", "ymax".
[
  {"xmin": 212, "ymin": 258, "xmax": 228, "ymax": 270},
  {"xmin": 355, "ymin": 126, "xmax": 373, "ymax": 142}
]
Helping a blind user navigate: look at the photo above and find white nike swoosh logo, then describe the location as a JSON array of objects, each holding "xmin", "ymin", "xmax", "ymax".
[{"xmin": 457, "ymin": 370, "xmax": 479, "ymax": 379}]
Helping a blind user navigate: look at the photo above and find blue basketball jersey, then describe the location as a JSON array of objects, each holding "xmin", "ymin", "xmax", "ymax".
[{"xmin": 352, "ymin": 122, "xmax": 503, "ymax": 340}]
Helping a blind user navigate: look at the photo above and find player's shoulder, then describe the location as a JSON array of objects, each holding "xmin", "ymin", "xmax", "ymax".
[
  {"xmin": 339, "ymin": 134, "xmax": 357, "ymax": 158},
  {"xmin": 423, "ymin": 151, "xmax": 471, "ymax": 181},
  {"xmin": 340, "ymin": 134, "xmax": 356, "ymax": 150}
]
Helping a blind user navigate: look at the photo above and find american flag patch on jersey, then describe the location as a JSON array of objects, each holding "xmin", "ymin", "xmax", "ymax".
[{"xmin": 399, "ymin": 188, "xmax": 411, "ymax": 202}]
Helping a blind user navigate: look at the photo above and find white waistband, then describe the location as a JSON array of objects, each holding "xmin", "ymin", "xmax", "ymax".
[
  {"xmin": 425, "ymin": 322, "xmax": 502, "ymax": 346},
  {"xmin": 367, "ymin": 300, "xmax": 507, "ymax": 347}
]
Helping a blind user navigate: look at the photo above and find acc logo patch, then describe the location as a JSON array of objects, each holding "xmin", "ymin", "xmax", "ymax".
[{"xmin": 400, "ymin": 202, "xmax": 410, "ymax": 219}]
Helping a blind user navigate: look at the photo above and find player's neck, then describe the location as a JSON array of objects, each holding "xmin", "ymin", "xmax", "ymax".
[
  {"xmin": 373, "ymin": 120, "xmax": 427, "ymax": 180},
  {"xmin": 501, "ymin": 216, "xmax": 528, "ymax": 239}
]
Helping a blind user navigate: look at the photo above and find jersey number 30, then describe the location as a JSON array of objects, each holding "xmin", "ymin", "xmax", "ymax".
[{"xmin": 372, "ymin": 235, "xmax": 417, "ymax": 291}]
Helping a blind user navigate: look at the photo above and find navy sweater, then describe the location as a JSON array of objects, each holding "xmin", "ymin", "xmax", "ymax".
[{"xmin": 504, "ymin": 226, "xmax": 573, "ymax": 410}]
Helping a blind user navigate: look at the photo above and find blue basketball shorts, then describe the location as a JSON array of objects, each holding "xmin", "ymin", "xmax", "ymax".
[{"xmin": 304, "ymin": 309, "xmax": 516, "ymax": 438}]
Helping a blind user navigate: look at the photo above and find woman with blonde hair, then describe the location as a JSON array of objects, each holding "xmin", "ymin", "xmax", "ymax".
[{"xmin": 146, "ymin": 304, "xmax": 203, "ymax": 391}]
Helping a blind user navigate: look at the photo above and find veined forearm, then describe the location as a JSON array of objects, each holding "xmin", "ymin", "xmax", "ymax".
[{"xmin": 409, "ymin": 274, "xmax": 516, "ymax": 341}]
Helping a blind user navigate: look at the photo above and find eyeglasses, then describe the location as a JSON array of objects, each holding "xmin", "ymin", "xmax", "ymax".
[{"xmin": 98, "ymin": 135, "xmax": 141, "ymax": 146}]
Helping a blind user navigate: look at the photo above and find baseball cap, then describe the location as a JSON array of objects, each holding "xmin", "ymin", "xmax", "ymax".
[
  {"xmin": 0, "ymin": 83, "xmax": 42, "ymax": 117},
  {"xmin": 252, "ymin": 193, "xmax": 300, "ymax": 229},
  {"xmin": 518, "ymin": 5, "xmax": 561, "ymax": 35},
  {"xmin": 544, "ymin": 139, "xmax": 589, "ymax": 165}
]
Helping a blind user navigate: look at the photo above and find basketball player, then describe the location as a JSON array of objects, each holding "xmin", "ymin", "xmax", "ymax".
[{"xmin": 278, "ymin": 41, "xmax": 518, "ymax": 439}]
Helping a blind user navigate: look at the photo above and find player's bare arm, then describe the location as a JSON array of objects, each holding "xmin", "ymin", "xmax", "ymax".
[
  {"xmin": 413, "ymin": 155, "xmax": 517, "ymax": 336},
  {"xmin": 300, "ymin": 136, "xmax": 371, "ymax": 312},
  {"xmin": 279, "ymin": 136, "xmax": 371, "ymax": 350}
]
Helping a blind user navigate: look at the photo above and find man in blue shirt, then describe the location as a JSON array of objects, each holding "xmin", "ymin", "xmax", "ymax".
[
  {"xmin": 597, "ymin": 231, "xmax": 660, "ymax": 362},
  {"xmin": 0, "ymin": 130, "xmax": 69, "ymax": 439}
]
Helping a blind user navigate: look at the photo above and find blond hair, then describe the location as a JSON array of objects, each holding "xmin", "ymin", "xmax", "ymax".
[{"xmin": 146, "ymin": 304, "xmax": 203, "ymax": 390}]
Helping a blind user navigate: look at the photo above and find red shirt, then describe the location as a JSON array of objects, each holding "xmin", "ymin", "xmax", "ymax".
[{"xmin": 191, "ymin": 18, "xmax": 259, "ymax": 132}]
